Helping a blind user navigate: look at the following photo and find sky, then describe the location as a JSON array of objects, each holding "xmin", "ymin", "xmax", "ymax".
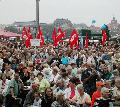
[{"xmin": 0, "ymin": 0, "xmax": 120, "ymax": 26}]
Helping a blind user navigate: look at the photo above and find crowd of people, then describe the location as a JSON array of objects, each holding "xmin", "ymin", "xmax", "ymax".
[{"xmin": 0, "ymin": 39, "xmax": 120, "ymax": 107}]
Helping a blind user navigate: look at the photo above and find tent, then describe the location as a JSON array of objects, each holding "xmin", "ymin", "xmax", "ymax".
[{"xmin": 0, "ymin": 29, "xmax": 21, "ymax": 38}]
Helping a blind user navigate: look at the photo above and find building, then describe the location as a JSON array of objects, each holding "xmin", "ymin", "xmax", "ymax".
[
  {"xmin": 107, "ymin": 17, "xmax": 120, "ymax": 30},
  {"xmin": 54, "ymin": 18, "xmax": 73, "ymax": 29}
]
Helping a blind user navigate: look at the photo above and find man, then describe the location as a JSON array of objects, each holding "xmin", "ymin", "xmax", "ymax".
[
  {"xmin": 94, "ymin": 87, "xmax": 114, "ymax": 107},
  {"xmin": 5, "ymin": 73, "xmax": 23, "ymax": 107},
  {"xmin": 91, "ymin": 81, "xmax": 104, "ymax": 107},
  {"xmin": 0, "ymin": 52, "xmax": 3, "ymax": 73},
  {"xmin": 35, "ymin": 72, "xmax": 50, "ymax": 94},
  {"xmin": 53, "ymin": 79, "xmax": 65, "ymax": 96},
  {"xmin": 23, "ymin": 84, "xmax": 39, "ymax": 107},
  {"xmin": 81, "ymin": 64, "xmax": 100, "ymax": 96},
  {"xmin": 113, "ymin": 77, "xmax": 120, "ymax": 106},
  {"xmin": 73, "ymin": 84, "xmax": 91, "ymax": 107}
]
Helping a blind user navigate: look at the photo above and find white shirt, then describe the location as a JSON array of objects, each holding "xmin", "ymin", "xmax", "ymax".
[
  {"xmin": 64, "ymin": 88, "xmax": 77, "ymax": 100},
  {"xmin": 113, "ymin": 86, "xmax": 120, "ymax": 97},
  {"xmin": 52, "ymin": 73, "xmax": 60, "ymax": 83},
  {"xmin": 74, "ymin": 92, "xmax": 91, "ymax": 104},
  {"xmin": 33, "ymin": 99, "xmax": 41, "ymax": 107},
  {"xmin": 0, "ymin": 58, "xmax": 3, "ymax": 70},
  {"xmin": 4, "ymin": 69, "xmax": 15, "ymax": 79},
  {"xmin": 87, "ymin": 56, "xmax": 95, "ymax": 65}
]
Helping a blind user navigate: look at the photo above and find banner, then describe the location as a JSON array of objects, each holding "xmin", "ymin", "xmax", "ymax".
[{"xmin": 30, "ymin": 39, "xmax": 40, "ymax": 46}]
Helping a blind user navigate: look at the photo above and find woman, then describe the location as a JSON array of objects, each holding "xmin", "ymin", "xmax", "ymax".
[
  {"xmin": 51, "ymin": 90, "xmax": 70, "ymax": 107},
  {"xmin": 64, "ymin": 79, "xmax": 78, "ymax": 101},
  {"xmin": 41, "ymin": 87, "xmax": 56, "ymax": 107},
  {"xmin": 1, "ymin": 73, "xmax": 10, "ymax": 95}
]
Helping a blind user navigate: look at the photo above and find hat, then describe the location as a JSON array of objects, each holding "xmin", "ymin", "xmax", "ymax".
[
  {"xmin": 96, "ymin": 81, "xmax": 104, "ymax": 87},
  {"xmin": 56, "ymin": 90, "xmax": 65, "ymax": 96},
  {"xmin": 32, "ymin": 84, "xmax": 38, "ymax": 90},
  {"xmin": 101, "ymin": 87, "xmax": 109, "ymax": 94},
  {"xmin": 76, "ymin": 84, "xmax": 84, "ymax": 89}
]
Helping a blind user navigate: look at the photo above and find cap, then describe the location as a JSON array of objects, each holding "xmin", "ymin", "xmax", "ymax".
[
  {"xmin": 76, "ymin": 84, "xmax": 84, "ymax": 89},
  {"xmin": 56, "ymin": 90, "xmax": 65, "ymax": 96},
  {"xmin": 101, "ymin": 87, "xmax": 109, "ymax": 94},
  {"xmin": 96, "ymin": 81, "xmax": 104, "ymax": 87},
  {"xmin": 32, "ymin": 84, "xmax": 38, "ymax": 90}
]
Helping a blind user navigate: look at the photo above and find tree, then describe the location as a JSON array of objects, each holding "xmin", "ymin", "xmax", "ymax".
[{"xmin": 4, "ymin": 26, "xmax": 21, "ymax": 34}]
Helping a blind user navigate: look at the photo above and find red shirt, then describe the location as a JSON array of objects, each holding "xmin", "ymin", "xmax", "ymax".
[{"xmin": 91, "ymin": 90, "xmax": 102, "ymax": 107}]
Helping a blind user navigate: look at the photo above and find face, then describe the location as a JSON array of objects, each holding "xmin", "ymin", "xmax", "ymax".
[
  {"xmin": 77, "ymin": 88, "xmax": 84, "ymax": 95},
  {"xmin": 102, "ymin": 90, "xmax": 110, "ymax": 99},
  {"xmin": 5, "ymin": 64, "xmax": 11, "ymax": 71},
  {"xmin": 57, "ymin": 81, "xmax": 64, "ymax": 88},
  {"xmin": 14, "ymin": 73, "xmax": 19, "ymax": 80},
  {"xmin": 115, "ymin": 80, "xmax": 120, "ymax": 88},
  {"xmin": 37, "ymin": 75, "xmax": 43, "ymax": 81},
  {"xmin": 30, "ymin": 75, "xmax": 35, "ymax": 80},
  {"xmin": 57, "ymin": 94, "xmax": 65, "ymax": 101},
  {"xmin": 34, "ymin": 93, "xmax": 40, "ymax": 101},
  {"xmin": 60, "ymin": 71, "xmax": 66, "ymax": 77},
  {"xmin": 2, "ymin": 75, "xmax": 6, "ymax": 80},
  {"xmin": 46, "ymin": 88, "xmax": 53, "ymax": 97},
  {"xmin": 103, "ymin": 67, "xmax": 108, "ymax": 72},
  {"xmin": 69, "ymin": 82, "xmax": 75, "ymax": 89}
]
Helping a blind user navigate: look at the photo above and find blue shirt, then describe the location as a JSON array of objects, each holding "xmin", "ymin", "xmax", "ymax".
[{"xmin": 61, "ymin": 56, "xmax": 69, "ymax": 65}]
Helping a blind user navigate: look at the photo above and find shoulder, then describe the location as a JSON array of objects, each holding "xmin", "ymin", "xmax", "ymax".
[
  {"xmin": 84, "ymin": 92, "xmax": 91, "ymax": 98},
  {"xmin": 51, "ymin": 101, "xmax": 59, "ymax": 107}
]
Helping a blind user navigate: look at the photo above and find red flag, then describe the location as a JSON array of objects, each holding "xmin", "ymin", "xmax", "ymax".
[
  {"xmin": 85, "ymin": 32, "xmax": 89, "ymax": 48},
  {"xmin": 37, "ymin": 26, "xmax": 44, "ymax": 46},
  {"xmin": 55, "ymin": 27, "xmax": 65, "ymax": 46},
  {"xmin": 52, "ymin": 28, "xmax": 57, "ymax": 46},
  {"xmin": 22, "ymin": 27, "xmax": 28, "ymax": 40},
  {"xmin": 25, "ymin": 27, "xmax": 33, "ymax": 48},
  {"xmin": 69, "ymin": 29, "xmax": 79, "ymax": 49},
  {"xmin": 102, "ymin": 30, "xmax": 107, "ymax": 46},
  {"xmin": 27, "ymin": 27, "xmax": 33, "ymax": 39}
]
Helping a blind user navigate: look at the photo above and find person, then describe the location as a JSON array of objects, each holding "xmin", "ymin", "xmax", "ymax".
[
  {"xmin": 81, "ymin": 64, "xmax": 100, "ymax": 96},
  {"xmin": 91, "ymin": 81, "xmax": 104, "ymax": 107},
  {"xmin": 53, "ymin": 79, "xmax": 65, "ymax": 95},
  {"xmin": 26, "ymin": 73, "xmax": 35, "ymax": 86},
  {"xmin": 0, "ymin": 94, "xmax": 4, "ymax": 107},
  {"xmin": 1, "ymin": 73, "xmax": 10, "ymax": 96},
  {"xmin": 59, "ymin": 69, "xmax": 70, "ymax": 87},
  {"xmin": 73, "ymin": 84, "xmax": 91, "ymax": 107},
  {"xmin": 51, "ymin": 90, "xmax": 70, "ymax": 107},
  {"xmin": 112, "ymin": 77, "xmax": 120, "ymax": 106},
  {"xmin": 94, "ymin": 87, "xmax": 114, "ymax": 107},
  {"xmin": 64, "ymin": 79, "xmax": 77, "ymax": 101},
  {"xmin": 41, "ymin": 87, "xmax": 56, "ymax": 107},
  {"xmin": 5, "ymin": 73, "xmax": 23, "ymax": 107},
  {"xmin": 76, "ymin": 54, "xmax": 83, "ymax": 68},
  {"xmin": 23, "ymin": 84, "xmax": 39, "ymax": 107},
  {"xmin": 4, "ymin": 64, "xmax": 14, "ymax": 80},
  {"xmin": 101, "ymin": 65, "xmax": 113, "ymax": 80},
  {"xmin": 51, "ymin": 67, "xmax": 60, "ymax": 84},
  {"xmin": 0, "ymin": 52, "xmax": 3, "ymax": 73},
  {"xmin": 33, "ymin": 92, "xmax": 42, "ymax": 107},
  {"xmin": 36, "ymin": 73, "xmax": 50, "ymax": 94}
]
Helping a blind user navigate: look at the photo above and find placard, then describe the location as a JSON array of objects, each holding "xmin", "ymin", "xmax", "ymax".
[{"xmin": 30, "ymin": 39, "xmax": 40, "ymax": 46}]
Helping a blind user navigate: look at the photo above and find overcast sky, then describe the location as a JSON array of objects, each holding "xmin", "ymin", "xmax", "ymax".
[{"xmin": 0, "ymin": 0, "xmax": 119, "ymax": 26}]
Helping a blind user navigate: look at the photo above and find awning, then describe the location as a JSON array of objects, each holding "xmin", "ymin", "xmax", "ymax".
[{"xmin": 0, "ymin": 29, "xmax": 21, "ymax": 37}]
